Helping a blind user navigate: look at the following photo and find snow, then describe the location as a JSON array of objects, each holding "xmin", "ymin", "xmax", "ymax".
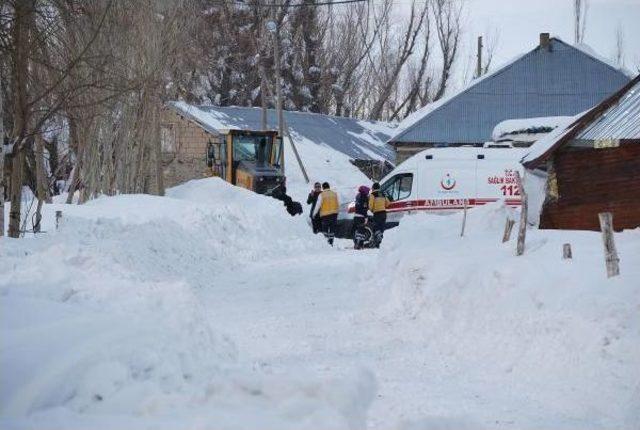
[
  {"xmin": 523, "ymin": 168, "xmax": 548, "ymax": 225},
  {"xmin": 170, "ymin": 101, "xmax": 237, "ymax": 132},
  {"xmin": 282, "ymin": 128, "xmax": 372, "ymax": 205},
  {"xmin": 2, "ymin": 180, "xmax": 640, "ymax": 429},
  {"xmin": 370, "ymin": 203, "xmax": 640, "ymax": 428},
  {"xmin": 167, "ymin": 102, "xmax": 396, "ymax": 164},
  {"xmin": 1, "ymin": 179, "xmax": 373, "ymax": 430},
  {"xmin": 520, "ymin": 112, "xmax": 584, "ymax": 166},
  {"xmin": 492, "ymin": 116, "xmax": 574, "ymax": 142}
]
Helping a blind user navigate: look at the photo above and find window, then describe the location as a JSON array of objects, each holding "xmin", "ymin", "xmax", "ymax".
[
  {"xmin": 272, "ymin": 137, "xmax": 283, "ymax": 167},
  {"xmin": 232, "ymin": 134, "xmax": 273, "ymax": 163},
  {"xmin": 161, "ymin": 124, "xmax": 176, "ymax": 153},
  {"xmin": 381, "ymin": 173, "xmax": 413, "ymax": 201}
]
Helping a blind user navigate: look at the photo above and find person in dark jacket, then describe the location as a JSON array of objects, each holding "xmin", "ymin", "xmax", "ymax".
[
  {"xmin": 368, "ymin": 182, "xmax": 389, "ymax": 248},
  {"xmin": 352, "ymin": 185, "xmax": 370, "ymax": 249},
  {"xmin": 307, "ymin": 182, "xmax": 322, "ymax": 233}
]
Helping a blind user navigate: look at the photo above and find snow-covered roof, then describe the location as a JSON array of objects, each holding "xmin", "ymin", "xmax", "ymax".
[
  {"xmin": 522, "ymin": 75, "xmax": 640, "ymax": 168},
  {"xmin": 167, "ymin": 102, "xmax": 396, "ymax": 162},
  {"xmin": 492, "ymin": 116, "xmax": 574, "ymax": 142},
  {"xmin": 389, "ymin": 37, "xmax": 631, "ymax": 146}
]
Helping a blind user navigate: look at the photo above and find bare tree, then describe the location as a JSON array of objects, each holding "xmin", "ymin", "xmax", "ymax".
[
  {"xmin": 389, "ymin": 13, "xmax": 432, "ymax": 121},
  {"xmin": 574, "ymin": 0, "xmax": 588, "ymax": 44},
  {"xmin": 328, "ymin": 2, "xmax": 390, "ymax": 117},
  {"xmin": 481, "ymin": 27, "xmax": 499, "ymax": 75},
  {"xmin": 431, "ymin": 0, "xmax": 462, "ymax": 101},
  {"xmin": 1, "ymin": 0, "xmax": 468, "ymax": 234},
  {"xmin": 3, "ymin": 0, "xmax": 114, "ymax": 237},
  {"xmin": 7, "ymin": 0, "xmax": 32, "ymax": 238},
  {"xmin": 368, "ymin": 0, "xmax": 430, "ymax": 120}
]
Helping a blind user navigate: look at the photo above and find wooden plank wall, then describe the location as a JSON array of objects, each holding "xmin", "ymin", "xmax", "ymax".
[{"xmin": 540, "ymin": 143, "xmax": 640, "ymax": 231}]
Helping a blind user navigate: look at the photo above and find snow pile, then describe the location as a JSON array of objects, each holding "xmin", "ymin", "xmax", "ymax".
[
  {"xmin": 0, "ymin": 178, "xmax": 375, "ymax": 430},
  {"xmin": 491, "ymin": 116, "xmax": 574, "ymax": 143},
  {"xmin": 368, "ymin": 203, "xmax": 640, "ymax": 428},
  {"xmin": 523, "ymin": 169, "xmax": 548, "ymax": 226}
]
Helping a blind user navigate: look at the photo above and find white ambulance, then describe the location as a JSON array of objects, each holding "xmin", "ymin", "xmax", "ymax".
[{"xmin": 337, "ymin": 147, "xmax": 527, "ymax": 235}]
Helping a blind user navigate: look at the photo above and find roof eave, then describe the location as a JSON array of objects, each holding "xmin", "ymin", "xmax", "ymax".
[
  {"xmin": 165, "ymin": 102, "xmax": 223, "ymax": 136},
  {"xmin": 523, "ymin": 74, "xmax": 640, "ymax": 169}
]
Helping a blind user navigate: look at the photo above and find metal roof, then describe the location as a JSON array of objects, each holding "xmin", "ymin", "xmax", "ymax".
[
  {"xmin": 390, "ymin": 38, "xmax": 631, "ymax": 145},
  {"xmin": 577, "ymin": 79, "xmax": 640, "ymax": 140},
  {"xmin": 522, "ymin": 74, "xmax": 640, "ymax": 168},
  {"xmin": 167, "ymin": 103, "xmax": 396, "ymax": 162}
]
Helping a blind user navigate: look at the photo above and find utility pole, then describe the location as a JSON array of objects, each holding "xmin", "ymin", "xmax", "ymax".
[
  {"xmin": 260, "ymin": 18, "xmax": 268, "ymax": 131},
  {"xmin": 260, "ymin": 75, "xmax": 268, "ymax": 131},
  {"xmin": 476, "ymin": 36, "xmax": 483, "ymax": 78},
  {"xmin": 267, "ymin": 2, "xmax": 285, "ymax": 172}
]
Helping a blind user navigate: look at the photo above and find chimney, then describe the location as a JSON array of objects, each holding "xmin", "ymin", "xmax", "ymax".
[{"xmin": 539, "ymin": 32, "xmax": 551, "ymax": 50}]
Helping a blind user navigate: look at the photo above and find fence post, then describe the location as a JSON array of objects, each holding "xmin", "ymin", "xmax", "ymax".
[
  {"xmin": 515, "ymin": 171, "xmax": 527, "ymax": 256},
  {"xmin": 502, "ymin": 218, "xmax": 515, "ymax": 243},
  {"xmin": 562, "ymin": 243, "xmax": 572, "ymax": 259},
  {"xmin": 598, "ymin": 212, "xmax": 620, "ymax": 278},
  {"xmin": 55, "ymin": 210, "xmax": 62, "ymax": 231},
  {"xmin": 460, "ymin": 200, "xmax": 468, "ymax": 237}
]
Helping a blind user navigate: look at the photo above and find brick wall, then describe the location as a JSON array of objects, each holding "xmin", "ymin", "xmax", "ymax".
[
  {"xmin": 395, "ymin": 145, "xmax": 430, "ymax": 164},
  {"xmin": 161, "ymin": 109, "xmax": 221, "ymax": 188}
]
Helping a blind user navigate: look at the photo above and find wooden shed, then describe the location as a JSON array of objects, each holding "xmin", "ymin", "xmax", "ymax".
[{"xmin": 522, "ymin": 75, "xmax": 640, "ymax": 231}]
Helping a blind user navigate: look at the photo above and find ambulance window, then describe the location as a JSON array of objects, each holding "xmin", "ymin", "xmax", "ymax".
[{"xmin": 382, "ymin": 173, "xmax": 413, "ymax": 201}]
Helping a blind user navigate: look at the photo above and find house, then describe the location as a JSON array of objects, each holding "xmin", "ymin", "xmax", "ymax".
[
  {"xmin": 521, "ymin": 74, "xmax": 640, "ymax": 231},
  {"xmin": 160, "ymin": 102, "xmax": 396, "ymax": 188},
  {"xmin": 388, "ymin": 33, "xmax": 632, "ymax": 164}
]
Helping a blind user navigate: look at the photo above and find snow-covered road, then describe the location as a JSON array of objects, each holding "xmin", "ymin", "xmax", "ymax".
[
  {"xmin": 2, "ymin": 178, "xmax": 639, "ymax": 430},
  {"xmin": 201, "ymin": 248, "xmax": 414, "ymax": 428},
  {"xmin": 202, "ymin": 224, "xmax": 640, "ymax": 430}
]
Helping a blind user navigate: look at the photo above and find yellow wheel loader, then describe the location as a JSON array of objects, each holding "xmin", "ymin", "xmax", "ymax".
[{"xmin": 206, "ymin": 129, "xmax": 286, "ymax": 195}]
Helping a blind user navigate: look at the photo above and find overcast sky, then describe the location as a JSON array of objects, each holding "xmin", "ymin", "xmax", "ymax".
[{"xmin": 461, "ymin": 0, "xmax": 640, "ymax": 76}]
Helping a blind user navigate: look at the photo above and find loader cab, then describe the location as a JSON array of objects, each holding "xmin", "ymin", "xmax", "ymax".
[{"xmin": 206, "ymin": 129, "xmax": 285, "ymax": 195}]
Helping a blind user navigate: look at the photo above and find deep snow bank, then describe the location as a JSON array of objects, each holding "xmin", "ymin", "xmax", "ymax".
[
  {"xmin": 0, "ymin": 178, "xmax": 372, "ymax": 430},
  {"xmin": 370, "ymin": 203, "xmax": 640, "ymax": 428}
]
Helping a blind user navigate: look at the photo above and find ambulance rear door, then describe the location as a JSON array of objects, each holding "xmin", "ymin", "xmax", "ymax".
[{"xmin": 475, "ymin": 149, "xmax": 527, "ymax": 207}]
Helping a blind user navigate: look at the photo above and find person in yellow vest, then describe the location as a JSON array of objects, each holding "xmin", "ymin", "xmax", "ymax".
[
  {"xmin": 368, "ymin": 182, "xmax": 389, "ymax": 248},
  {"xmin": 313, "ymin": 182, "xmax": 339, "ymax": 246}
]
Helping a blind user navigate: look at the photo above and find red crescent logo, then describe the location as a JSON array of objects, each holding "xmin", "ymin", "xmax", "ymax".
[{"xmin": 440, "ymin": 174, "xmax": 456, "ymax": 190}]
